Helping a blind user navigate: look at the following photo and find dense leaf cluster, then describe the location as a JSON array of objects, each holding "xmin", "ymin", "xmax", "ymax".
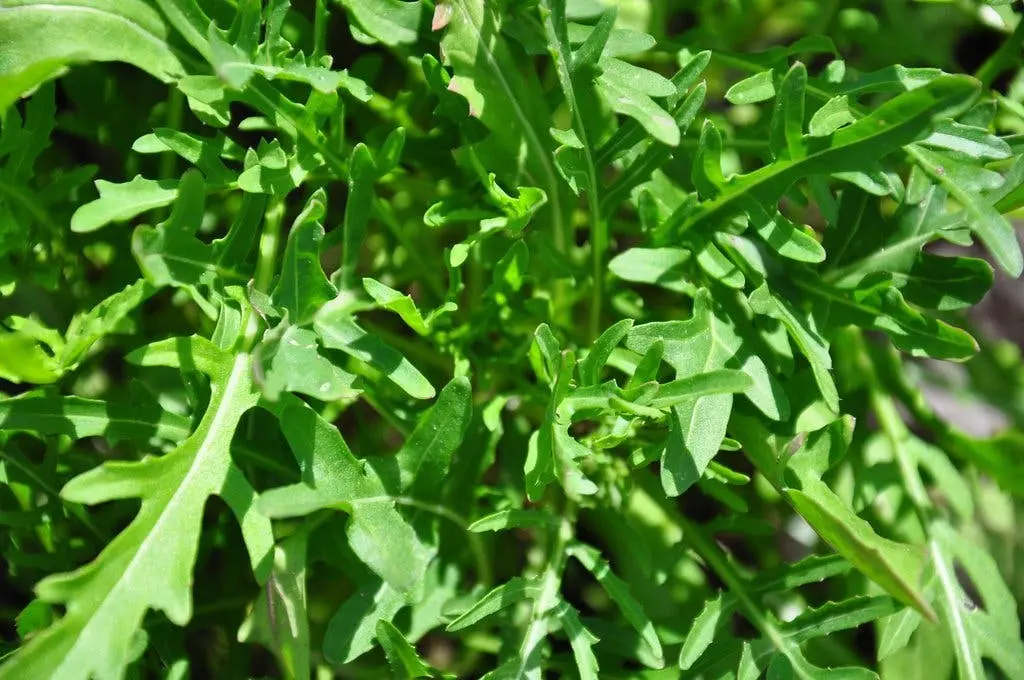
[{"xmin": 2, "ymin": 1, "xmax": 1024, "ymax": 679}]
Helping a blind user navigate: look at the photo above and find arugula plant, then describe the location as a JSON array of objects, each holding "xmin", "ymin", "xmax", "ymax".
[{"xmin": 2, "ymin": 0, "xmax": 1024, "ymax": 678}]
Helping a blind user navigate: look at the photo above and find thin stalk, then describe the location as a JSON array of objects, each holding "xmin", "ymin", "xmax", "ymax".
[
  {"xmin": 675, "ymin": 514, "xmax": 795, "ymax": 659},
  {"xmin": 254, "ymin": 199, "xmax": 285, "ymax": 294},
  {"xmin": 540, "ymin": 0, "xmax": 605, "ymax": 340},
  {"xmin": 854, "ymin": 333, "xmax": 932, "ymax": 522},
  {"xmin": 516, "ymin": 499, "xmax": 576, "ymax": 675},
  {"xmin": 976, "ymin": 15, "xmax": 1024, "ymax": 88},
  {"xmin": 856, "ymin": 339, "xmax": 987, "ymax": 680},
  {"xmin": 866, "ymin": 385, "xmax": 932, "ymax": 521},
  {"xmin": 312, "ymin": 0, "xmax": 329, "ymax": 59},
  {"xmin": 159, "ymin": 88, "xmax": 184, "ymax": 181},
  {"xmin": 246, "ymin": 197, "xmax": 286, "ymax": 352}
]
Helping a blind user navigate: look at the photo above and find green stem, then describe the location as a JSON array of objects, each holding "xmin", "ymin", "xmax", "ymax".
[
  {"xmin": 675, "ymin": 513, "xmax": 795, "ymax": 660},
  {"xmin": 866, "ymin": 381, "xmax": 932, "ymax": 519},
  {"xmin": 540, "ymin": 0, "xmax": 604, "ymax": 340},
  {"xmin": 855, "ymin": 335, "xmax": 932, "ymax": 521},
  {"xmin": 516, "ymin": 499, "xmax": 576, "ymax": 673},
  {"xmin": 976, "ymin": 15, "xmax": 1024, "ymax": 88},
  {"xmin": 254, "ymin": 199, "xmax": 285, "ymax": 294},
  {"xmin": 313, "ymin": 0, "xmax": 329, "ymax": 59},
  {"xmin": 159, "ymin": 88, "xmax": 184, "ymax": 181}
]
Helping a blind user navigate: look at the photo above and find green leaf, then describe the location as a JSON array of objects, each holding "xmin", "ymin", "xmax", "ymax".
[
  {"xmin": 921, "ymin": 121, "xmax": 1011, "ymax": 161},
  {"xmin": 0, "ymin": 394, "xmax": 190, "ymax": 443},
  {"xmin": 271, "ymin": 191, "xmax": 337, "ymax": 325},
  {"xmin": 440, "ymin": 0, "xmax": 551, "ymax": 162},
  {"xmin": 725, "ymin": 70, "xmax": 776, "ymax": 104},
  {"xmin": 568, "ymin": 543, "xmax": 664, "ymax": 667},
  {"xmin": 323, "ymin": 578, "xmax": 405, "ymax": 664},
  {"xmin": 930, "ymin": 521, "xmax": 1024, "ymax": 680},
  {"xmin": 748, "ymin": 284, "xmax": 839, "ymax": 413},
  {"xmin": 628, "ymin": 289, "xmax": 789, "ymax": 493},
  {"xmin": 340, "ymin": 144, "xmax": 378, "ymax": 290},
  {"xmin": 680, "ymin": 555, "xmax": 854, "ymax": 671},
  {"xmin": 208, "ymin": 23, "xmax": 371, "ymax": 98},
  {"xmin": 0, "ymin": 351, "xmax": 271, "ymax": 680},
  {"xmin": 381, "ymin": 377, "xmax": 472, "ymax": 500},
  {"xmin": 363, "ymin": 278, "xmax": 430, "ymax": 335},
  {"xmin": 257, "ymin": 394, "xmax": 432, "ymax": 594},
  {"xmin": 132, "ymin": 128, "xmax": 237, "ymax": 186},
  {"xmin": 439, "ymin": 0, "xmax": 568, "ymax": 243},
  {"xmin": 770, "ymin": 63, "xmax": 807, "ymax": 160},
  {"xmin": 692, "ymin": 120, "xmax": 726, "ymax": 198},
  {"xmin": 129, "ymin": 172, "xmax": 242, "ymax": 318},
  {"xmin": 238, "ymin": 526, "xmax": 312, "ymax": 680},
  {"xmin": 595, "ymin": 59, "xmax": 679, "ymax": 146},
  {"xmin": 608, "ymin": 247, "xmax": 692, "ymax": 293},
  {"xmin": 0, "ymin": 0, "xmax": 184, "ymax": 113},
  {"xmin": 490, "ymin": 239, "xmax": 530, "ymax": 292},
  {"xmin": 0, "ymin": 328, "xmax": 60, "ymax": 384},
  {"xmin": 782, "ymin": 597, "xmax": 900, "ymax": 644},
  {"xmin": 60, "ymin": 280, "xmax": 156, "ymax": 369},
  {"xmin": 662, "ymin": 75, "xmax": 980, "ymax": 244},
  {"xmin": 237, "ymin": 140, "xmax": 306, "ymax": 195},
  {"xmin": 125, "ymin": 334, "xmax": 226, "ymax": 374},
  {"xmin": 257, "ymin": 324, "xmax": 360, "ymax": 402},
  {"xmin": 596, "ymin": 49, "xmax": 711, "ymax": 166},
  {"xmin": 679, "ymin": 592, "xmax": 726, "ymax": 670},
  {"xmin": 376, "ymin": 620, "xmax": 434, "ymax": 679},
  {"xmin": 647, "ymin": 369, "xmax": 753, "ymax": 408},
  {"xmin": 314, "ymin": 300, "xmax": 435, "ymax": 400},
  {"xmin": 526, "ymin": 347, "xmax": 599, "ymax": 500},
  {"xmin": 14, "ymin": 601, "xmax": 53, "ymax": 641},
  {"xmin": 809, "ymin": 95, "xmax": 855, "ymax": 137},
  {"xmin": 569, "ymin": 8, "xmax": 616, "ymax": 71},
  {"xmin": 895, "ymin": 254, "xmax": 992, "ymax": 311},
  {"xmin": 743, "ymin": 198, "xmax": 826, "ymax": 263},
  {"xmin": 733, "ymin": 415, "xmax": 934, "ymax": 619},
  {"xmin": 579, "ymin": 319, "xmax": 633, "ymax": 386},
  {"xmin": 600, "ymin": 81, "xmax": 707, "ymax": 211},
  {"xmin": 808, "ymin": 276, "xmax": 979, "ymax": 360},
  {"xmin": 554, "ymin": 599, "xmax": 600, "ymax": 680},
  {"xmin": 446, "ymin": 577, "xmax": 540, "ymax": 631},
  {"xmin": 912, "ymin": 146, "xmax": 1023, "ymax": 276},
  {"xmin": 469, "ymin": 509, "xmax": 561, "ymax": 533},
  {"xmin": 825, "ymin": 184, "xmax": 959, "ymax": 286},
  {"xmin": 341, "ymin": 0, "xmax": 423, "ymax": 46},
  {"xmin": 71, "ymin": 175, "xmax": 179, "ymax": 233}
]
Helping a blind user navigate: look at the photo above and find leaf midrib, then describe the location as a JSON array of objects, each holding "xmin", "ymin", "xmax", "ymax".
[
  {"xmin": 448, "ymin": 0, "xmax": 565, "ymax": 247},
  {"xmin": 52, "ymin": 354, "xmax": 253, "ymax": 676}
]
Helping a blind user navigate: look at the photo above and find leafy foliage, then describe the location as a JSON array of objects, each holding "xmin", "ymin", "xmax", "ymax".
[{"xmin": 2, "ymin": 1, "xmax": 1024, "ymax": 678}]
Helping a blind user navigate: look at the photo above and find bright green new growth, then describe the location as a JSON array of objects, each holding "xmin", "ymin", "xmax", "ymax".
[{"xmin": 2, "ymin": 1, "xmax": 1024, "ymax": 679}]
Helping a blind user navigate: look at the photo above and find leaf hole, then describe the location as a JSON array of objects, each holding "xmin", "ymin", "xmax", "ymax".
[{"xmin": 234, "ymin": 407, "xmax": 301, "ymax": 489}]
